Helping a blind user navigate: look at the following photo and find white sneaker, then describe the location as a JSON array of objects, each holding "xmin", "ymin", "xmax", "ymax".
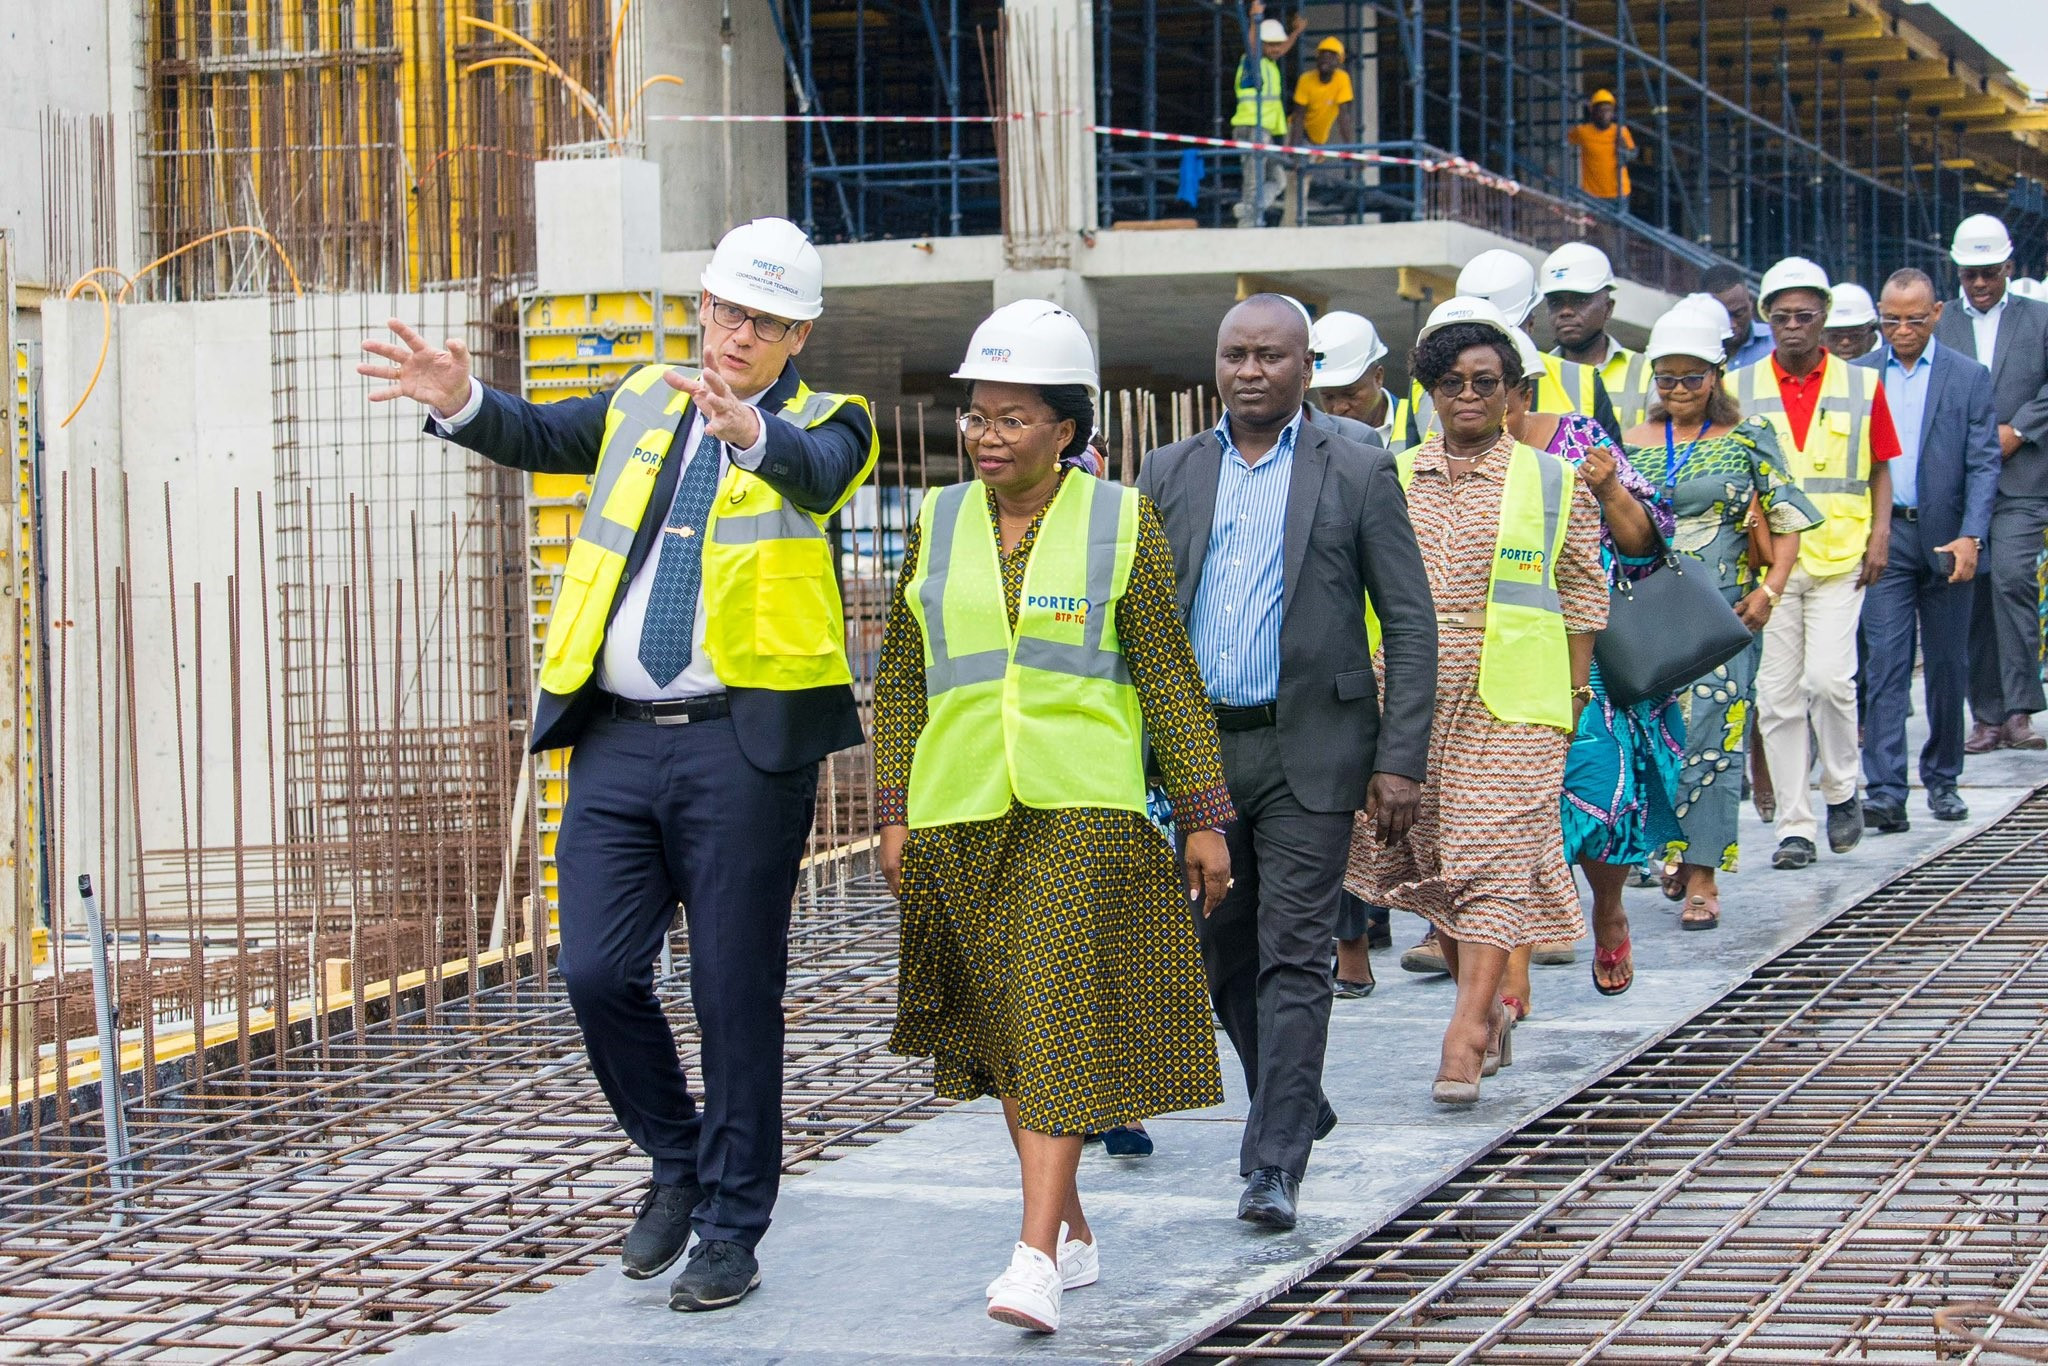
[
  {"xmin": 985, "ymin": 1226, "xmax": 1097, "ymax": 1296},
  {"xmin": 985, "ymin": 1242, "xmax": 1062, "ymax": 1333}
]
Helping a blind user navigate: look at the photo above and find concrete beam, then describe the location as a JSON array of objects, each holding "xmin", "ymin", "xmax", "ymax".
[{"xmin": 639, "ymin": 0, "xmax": 788, "ymax": 252}]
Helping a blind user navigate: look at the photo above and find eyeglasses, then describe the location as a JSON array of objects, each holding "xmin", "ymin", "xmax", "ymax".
[
  {"xmin": 707, "ymin": 297, "xmax": 798, "ymax": 342},
  {"xmin": 957, "ymin": 413, "xmax": 1061, "ymax": 442},
  {"xmin": 1766, "ymin": 309, "xmax": 1823, "ymax": 328},
  {"xmin": 1878, "ymin": 313, "xmax": 1934, "ymax": 330},
  {"xmin": 1430, "ymin": 374, "xmax": 1504, "ymax": 399},
  {"xmin": 1959, "ymin": 267, "xmax": 2008, "ymax": 283},
  {"xmin": 1652, "ymin": 372, "xmax": 1714, "ymax": 392}
]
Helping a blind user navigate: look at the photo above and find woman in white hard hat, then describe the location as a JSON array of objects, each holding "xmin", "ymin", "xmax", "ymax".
[
  {"xmin": 874, "ymin": 301, "xmax": 1232, "ymax": 1334},
  {"xmin": 1346, "ymin": 299, "xmax": 1608, "ymax": 1105},
  {"xmin": 1620, "ymin": 309, "xmax": 1822, "ymax": 944}
]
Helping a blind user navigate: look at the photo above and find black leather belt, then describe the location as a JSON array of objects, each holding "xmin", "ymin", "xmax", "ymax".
[
  {"xmin": 1213, "ymin": 702, "xmax": 1278, "ymax": 732},
  {"xmin": 606, "ymin": 692, "xmax": 731, "ymax": 725},
  {"xmin": 1892, "ymin": 504, "xmax": 1919, "ymax": 522}
]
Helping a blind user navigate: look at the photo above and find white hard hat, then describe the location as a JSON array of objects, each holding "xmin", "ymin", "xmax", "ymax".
[
  {"xmin": 701, "ymin": 216, "xmax": 825, "ymax": 321},
  {"xmin": 1825, "ymin": 282, "xmax": 1878, "ymax": 329},
  {"xmin": 1257, "ymin": 18, "xmax": 1286, "ymax": 41},
  {"xmin": 1645, "ymin": 309, "xmax": 1727, "ymax": 366},
  {"xmin": 1674, "ymin": 292, "xmax": 1735, "ymax": 340},
  {"xmin": 1757, "ymin": 256, "xmax": 1831, "ymax": 310},
  {"xmin": 1309, "ymin": 311, "xmax": 1388, "ymax": 388},
  {"xmin": 1456, "ymin": 249, "xmax": 1541, "ymax": 325},
  {"xmin": 1506, "ymin": 327, "xmax": 1547, "ymax": 383},
  {"xmin": 1417, "ymin": 295, "xmax": 1517, "ymax": 345},
  {"xmin": 1539, "ymin": 242, "xmax": 1615, "ymax": 296},
  {"xmin": 951, "ymin": 299, "xmax": 1099, "ymax": 393},
  {"xmin": 2011, "ymin": 277, "xmax": 2047, "ymax": 301},
  {"xmin": 1951, "ymin": 213, "xmax": 2014, "ymax": 267}
]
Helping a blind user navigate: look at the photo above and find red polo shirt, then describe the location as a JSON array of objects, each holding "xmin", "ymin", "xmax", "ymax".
[{"xmin": 1770, "ymin": 351, "xmax": 1901, "ymax": 459}]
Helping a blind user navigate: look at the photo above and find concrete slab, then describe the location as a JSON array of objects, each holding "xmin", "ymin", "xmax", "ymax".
[{"xmin": 387, "ymin": 750, "xmax": 2045, "ymax": 1366}]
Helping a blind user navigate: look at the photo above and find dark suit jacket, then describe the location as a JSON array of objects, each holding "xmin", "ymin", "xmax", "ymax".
[
  {"xmin": 1138, "ymin": 416, "xmax": 1436, "ymax": 813},
  {"xmin": 1306, "ymin": 402, "xmax": 1386, "ymax": 449},
  {"xmin": 433, "ymin": 362, "xmax": 874, "ymax": 769},
  {"xmin": 1855, "ymin": 342, "xmax": 1999, "ymax": 561},
  {"xmin": 1933, "ymin": 292, "xmax": 2048, "ymax": 499}
]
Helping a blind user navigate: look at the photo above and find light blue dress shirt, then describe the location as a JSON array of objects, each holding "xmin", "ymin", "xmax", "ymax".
[
  {"xmin": 1189, "ymin": 410, "xmax": 1301, "ymax": 707},
  {"xmin": 1728, "ymin": 319, "xmax": 1776, "ymax": 371},
  {"xmin": 1881, "ymin": 338, "xmax": 1936, "ymax": 508}
]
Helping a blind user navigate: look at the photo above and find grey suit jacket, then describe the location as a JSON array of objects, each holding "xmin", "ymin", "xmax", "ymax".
[
  {"xmin": 1138, "ymin": 416, "xmax": 1436, "ymax": 813},
  {"xmin": 1854, "ymin": 342, "xmax": 1999, "ymax": 557},
  {"xmin": 1306, "ymin": 402, "xmax": 1386, "ymax": 449},
  {"xmin": 1933, "ymin": 292, "xmax": 2048, "ymax": 498}
]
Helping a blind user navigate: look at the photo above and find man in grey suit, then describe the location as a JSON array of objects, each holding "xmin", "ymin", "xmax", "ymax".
[
  {"xmin": 1934, "ymin": 214, "xmax": 2048, "ymax": 752},
  {"xmin": 1138, "ymin": 295, "xmax": 1436, "ymax": 1230},
  {"xmin": 1857, "ymin": 269, "xmax": 2000, "ymax": 831}
]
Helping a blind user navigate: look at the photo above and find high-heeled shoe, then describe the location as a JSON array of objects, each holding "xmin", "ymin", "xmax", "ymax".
[
  {"xmin": 1480, "ymin": 999, "xmax": 1516, "ymax": 1078},
  {"xmin": 1431, "ymin": 1073, "xmax": 1480, "ymax": 1106}
]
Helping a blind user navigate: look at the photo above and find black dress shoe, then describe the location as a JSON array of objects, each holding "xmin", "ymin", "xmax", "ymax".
[
  {"xmin": 1315, "ymin": 1101, "xmax": 1338, "ymax": 1141},
  {"xmin": 621, "ymin": 1179, "xmax": 705, "ymax": 1279},
  {"xmin": 1864, "ymin": 801, "xmax": 1910, "ymax": 834},
  {"xmin": 669, "ymin": 1239, "xmax": 761, "ymax": 1312},
  {"xmin": 1237, "ymin": 1167, "xmax": 1300, "ymax": 1230},
  {"xmin": 1772, "ymin": 836, "xmax": 1816, "ymax": 870},
  {"xmin": 1928, "ymin": 786, "xmax": 1969, "ymax": 822},
  {"xmin": 1826, "ymin": 798, "xmax": 1865, "ymax": 853}
]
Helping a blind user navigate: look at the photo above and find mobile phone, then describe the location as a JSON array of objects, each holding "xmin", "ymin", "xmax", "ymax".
[{"xmin": 1933, "ymin": 549, "xmax": 1956, "ymax": 578}]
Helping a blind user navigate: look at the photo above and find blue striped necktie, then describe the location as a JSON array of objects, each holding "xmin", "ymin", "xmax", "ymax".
[{"xmin": 636, "ymin": 427, "xmax": 723, "ymax": 686}]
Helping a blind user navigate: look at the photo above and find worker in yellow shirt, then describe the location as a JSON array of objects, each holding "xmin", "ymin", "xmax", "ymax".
[
  {"xmin": 1286, "ymin": 36, "xmax": 1354, "ymax": 223},
  {"xmin": 1567, "ymin": 90, "xmax": 1635, "ymax": 209}
]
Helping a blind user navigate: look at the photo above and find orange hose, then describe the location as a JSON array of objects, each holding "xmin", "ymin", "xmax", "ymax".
[
  {"xmin": 618, "ymin": 74, "xmax": 686, "ymax": 141},
  {"xmin": 55, "ymin": 277, "xmax": 112, "ymax": 430},
  {"xmin": 118, "ymin": 225, "xmax": 305, "ymax": 302}
]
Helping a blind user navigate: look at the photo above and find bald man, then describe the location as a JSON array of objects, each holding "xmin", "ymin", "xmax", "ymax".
[{"xmin": 1138, "ymin": 295, "xmax": 1436, "ymax": 1229}]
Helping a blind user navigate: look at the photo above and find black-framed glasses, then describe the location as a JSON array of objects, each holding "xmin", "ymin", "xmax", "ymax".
[
  {"xmin": 707, "ymin": 297, "xmax": 797, "ymax": 342},
  {"xmin": 1878, "ymin": 313, "xmax": 1935, "ymax": 330},
  {"xmin": 957, "ymin": 413, "xmax": 1060, "ymax": 442},
  {"xmin": 1766, "ymin": 309, "xmax": 1823, "ymax": 327},
  {"xmin": 1959, "ymin": 266, "xmax": 2008, "ymax": 283},
  {"xmin": 1430, "ymin": 374, "xmax": 1504, "ymax": 399},
  {"xmin": 1652, "ymin": 372, "xmax": 1713, "ymax": 392}
]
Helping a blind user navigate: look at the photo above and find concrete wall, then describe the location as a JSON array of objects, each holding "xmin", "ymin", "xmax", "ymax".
[{"xmin": 640, "ymin": 0, "xmax": 788, "ymax": 252}]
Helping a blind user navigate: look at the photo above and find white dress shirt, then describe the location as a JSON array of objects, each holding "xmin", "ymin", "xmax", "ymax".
[
  {"xmin": 1961, "ymin": 290, "xmax": 2008, "ymax": 372},
  {"xmin": 432, "ymin": 376, "xmax": 772, "ymax": 700}
]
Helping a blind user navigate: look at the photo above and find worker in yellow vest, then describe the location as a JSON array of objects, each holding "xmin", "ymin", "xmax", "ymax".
[
  {"xmin": 874, "ymin": 300, "xmax": 1232, "ymax": 1334},
  {"xmin": 1541, "ymin": 241, "xmax": 1653, "ymax": 428},
  {"xmin": 1728, "ymin": 255, "xmax": 1901, "ymax": 873},
  {"xmin": 1231, "ymin": 1, "xmax": 1305, "ymax": 227},
  {"xmin": 357, "ymin": 216, "xmax": 876, "ymax": 1312}
]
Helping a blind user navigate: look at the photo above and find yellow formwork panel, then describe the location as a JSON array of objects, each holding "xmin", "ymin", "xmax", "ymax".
[
  {"xmin": 519, "ymin": 292, "xmax": 699, "ymax": 914},
  {"xmin": 12, "ymin": 342, "xmax": 39, "ymax": 927}
]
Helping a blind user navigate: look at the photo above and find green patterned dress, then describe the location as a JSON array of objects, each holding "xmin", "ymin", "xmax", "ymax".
[
  {"xmin": 876, "ymin": 474, "xmax": 1232, "ymax": 1136},
  {"xmin": 1626, "ymin": 418, "xmax": 1823, "ymax": 872}
]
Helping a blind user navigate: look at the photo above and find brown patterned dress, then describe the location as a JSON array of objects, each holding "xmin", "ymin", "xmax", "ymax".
[
  {"xmin": 876, "ymin": 473, "xmax": 1234, "ymax": 1135},
  {"xmin": 1347, "ymin": 433, "xmax": 1609, "ymax": 951}
]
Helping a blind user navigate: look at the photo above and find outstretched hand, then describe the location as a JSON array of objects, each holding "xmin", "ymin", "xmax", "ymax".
[
  {"xmin": 357, "ymin": 318, "xmax": 473, "ymax": 415},
  {"xmin": 665, "ymin": 367, "xmax": 763, "ymax": 449}
]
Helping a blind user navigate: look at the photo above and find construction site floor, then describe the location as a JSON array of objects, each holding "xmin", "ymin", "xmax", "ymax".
[{"xmin": 388, "ymin": 746, "xmax": 2046, "ymax": 1365}]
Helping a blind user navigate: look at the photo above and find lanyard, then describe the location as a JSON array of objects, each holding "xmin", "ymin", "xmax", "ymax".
[{"xmin": 1662, "ymin": 417, "xmax": 1704, "ymax": 503}]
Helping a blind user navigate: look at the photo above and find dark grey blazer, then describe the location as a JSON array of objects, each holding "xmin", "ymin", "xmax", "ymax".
[
  {"xmin": 1933, "ymin": 292, "xmax": 2048, "ymax": 498},
  {"xmin": 1138, "ymin": 416, "xmax": 1436, "ymax": 813},
  {"xmin": 1854, "ymin": 341, "xmax": 1999, "ymax": 556},
  {"xmin": 1306, "ymin": 402, "xmax": 1386, "ymax": 449}
]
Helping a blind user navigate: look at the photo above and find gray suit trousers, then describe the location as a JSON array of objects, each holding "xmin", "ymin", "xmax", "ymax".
[{"xmin": 1968, "ymin": 495, "xmax": 2048, "ymax": 722}]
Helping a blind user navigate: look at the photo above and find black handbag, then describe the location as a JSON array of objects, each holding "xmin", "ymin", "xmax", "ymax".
[{"xmin": 1594, "ymin": 530, "xmax": 1754, "ymax": 707}]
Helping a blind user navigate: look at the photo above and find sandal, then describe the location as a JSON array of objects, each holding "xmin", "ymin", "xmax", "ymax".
[
  {"xmin": 1681, "ymin": 893, "xmax": 1720, "ymax": 932},
  {"xmin": 1661, "ymin": 867, "xmax": 1686, "ymax": 903},
  {"xmin": 1592, "ymin": 934, "xmax": 1634, "ymax": 996}
]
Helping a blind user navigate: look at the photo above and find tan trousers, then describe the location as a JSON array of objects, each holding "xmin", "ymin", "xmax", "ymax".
[{"xmin": 1756, "ymin": 564, "xmax": 1865, "ymax": 844}]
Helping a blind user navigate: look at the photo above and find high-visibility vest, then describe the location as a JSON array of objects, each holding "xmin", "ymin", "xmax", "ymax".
[
  {"xmin": 535, "ymin": 363, "xmax": 878, "ymax": 698},
  {"xmin": 1585, "ymin": 343, "xmax": 1652, "ymax": 429},
  {"xmin": 1231, "ymin": 55, "xmax": 1288, "ymax": 136},
  {"xmin": 1366, "ymin": 442, "xmax": 1577, "ymax": 730},
  {"xmin": 1392, "ymin": 355, "xmax": 1599, "ymax": 451},
  {"xmin": 1729, "ymin": 357, "xmax": 1873, "ymax": 576},
  {"xmin": 904, "ymin": 475, "xmax": 1145, "ymax": 828}
]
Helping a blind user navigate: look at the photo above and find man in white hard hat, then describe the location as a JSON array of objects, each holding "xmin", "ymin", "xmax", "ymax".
[
  {"xmin": 357, "ymin": 216, "xmax": 877, "ymax": 1312},
  {"xmin": 1934, "ymin": 214, "xmax": 2048, "ymax": 753},
  {"xmin": 1701, "ymin": 263, "xmax": 1775, "ymax": 370},
  {"xmin": 1729, "ymin": 255, "xmax": 1901, "ymax": 871},
  {"xmin": 1541, "ymin": 241, "xmax": 1652, "ymax": 428},
  {"xmin": 1232, "ymin": 1, "xmax": 1307, "ymax": 227},
  {"xmin": 1141, "ymin": 293, "xmax": 1435, "ymax": 1232},
  {"xmin": 1823, "ymin": 283, "xmax": 1881, "ymax": 361},
  {"xmin": 1307, "ymin": 309, "xmax": 1390, "ymax": 448}
]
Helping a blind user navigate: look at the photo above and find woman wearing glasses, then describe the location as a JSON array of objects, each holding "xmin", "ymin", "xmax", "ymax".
[
  {"xmin": 1621, "ymin": 308, "xmax": 1821, "ymax": 935},
  {"xmin": 1346, "ymin": 298, "xmax": 1607, "ymax": 1105},
  {"xmin": 874, "ymin": 301, "xmax": 1232, "ymax": 1334}
]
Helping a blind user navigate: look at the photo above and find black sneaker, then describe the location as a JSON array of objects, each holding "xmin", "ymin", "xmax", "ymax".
[
  {"xmin": 1864, "ymin": 801, "xmax": 1910, "ymax": 835},
  {"xmin": 669, "ymin": 1239, "xmax": 761, "ymax": 1312},
  {"xmin": 621, "ymin": 1179, "xmax": 704, "ymax": 1279},
  {"xmin": 1772, "ymin": 836, "xmax": 1817, "ymax": 870},
  {"xmin": 1826, "ymin": 798, "xmax": 1865, "ymax": 854}
]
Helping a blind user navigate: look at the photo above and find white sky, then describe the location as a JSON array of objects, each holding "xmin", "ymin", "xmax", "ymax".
[{"xmin": 1933, "ymin": 0, "xmax": 2048, "ymax": 96}]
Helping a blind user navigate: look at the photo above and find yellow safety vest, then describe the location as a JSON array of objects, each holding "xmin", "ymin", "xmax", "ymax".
[
  {"xmin": 1729, "ymin": 358, "xmax": 1872, "ymax": 576},
  {"xmin": 1231, "ymin": 55, "xmax": 1288, "ymax": 136},
  {"xmin": 1585, "ymin": 343, "xmax": 1651, "ymax": 429},
  {"xmin": 1366, "ymin": 442, "xmax": 1576, "ymax": 730},
  {"xmin": 535, "ymin": 362, "xmax": 878, "ymax": 697},
  {"xmin": 1393, "ymin": 355, "xmax": 1598, "ymax": 451},
  {"xmin": 904, "ymin": 475, "xmax": 1145, "ymax": 828}
]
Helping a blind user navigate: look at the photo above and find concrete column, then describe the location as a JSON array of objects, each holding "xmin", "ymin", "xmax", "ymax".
[
  {"xmin": 533, "ymin": 158, "xmax": 662, "ymax": 294},
  {"xmin": 1000, "ymin": 0, "xmax": 1098, "ymax": 264},
  {"xmin": 639, "ymin": 0, "xmax": 789, "ymax": 252}
]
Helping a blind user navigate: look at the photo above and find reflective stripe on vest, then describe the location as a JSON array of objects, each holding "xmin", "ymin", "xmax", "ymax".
[
  {"xmin": 1602, "ymin": 348, "xmax": 1652, "ymax": 429},
  {"xmin": 1730, "ymin": 359, "xmax": 1871, "ymax": 574},
  {"xmin": 534, "ymin": 363, "xmax": 877, "ymax": 698},
  {"xmin": 1368, "ymin": 442, "xmax": 1576, "ymax": 729},
  {"xmin": 904, "ymin": 475, "xmax": 1145, "ymax": 827},
  {"xmin": 1539, "ymin": 353, "xmax": 1594, "ymax": 418}
]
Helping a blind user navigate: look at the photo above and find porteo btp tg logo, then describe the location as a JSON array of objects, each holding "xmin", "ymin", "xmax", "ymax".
[
  {"xmin": 1028, "ymin": 592, "xmax": 1091, "ymax": 624},
  {"xmin": 979, "ymin": 345, "xmax": 1013, "ymax": 363},
  {"xmin": 750, "ymin": 259, "xmax": 787, "ymax": 279}
]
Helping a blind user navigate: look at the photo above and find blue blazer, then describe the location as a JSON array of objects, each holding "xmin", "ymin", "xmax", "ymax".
[
  {"xmin": 430, "ymin": 361, "xmax": 875, "ymax": 768},
  {"xmin": 1855, "ymin": 341, "xmax": 1999, "ymax": 565}
]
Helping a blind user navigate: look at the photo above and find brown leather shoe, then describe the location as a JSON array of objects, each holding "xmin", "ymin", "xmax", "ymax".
[
  {"xmin": 1966, "ymin": 721, "xmax": 2004, "ymax": 755},
  {"xmin": 2003, "ymin": 714, "xmax": 2048, "ymax": 751}
]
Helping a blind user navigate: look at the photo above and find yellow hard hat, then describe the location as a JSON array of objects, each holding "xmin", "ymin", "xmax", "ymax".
[
  {"xmin": 1589, "ymin": 88, "xmax": 1616, "ymax": 106},
  {"xmin": 1317, "ymin": 36, "xmax": 1345, "ymax": 57}
]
